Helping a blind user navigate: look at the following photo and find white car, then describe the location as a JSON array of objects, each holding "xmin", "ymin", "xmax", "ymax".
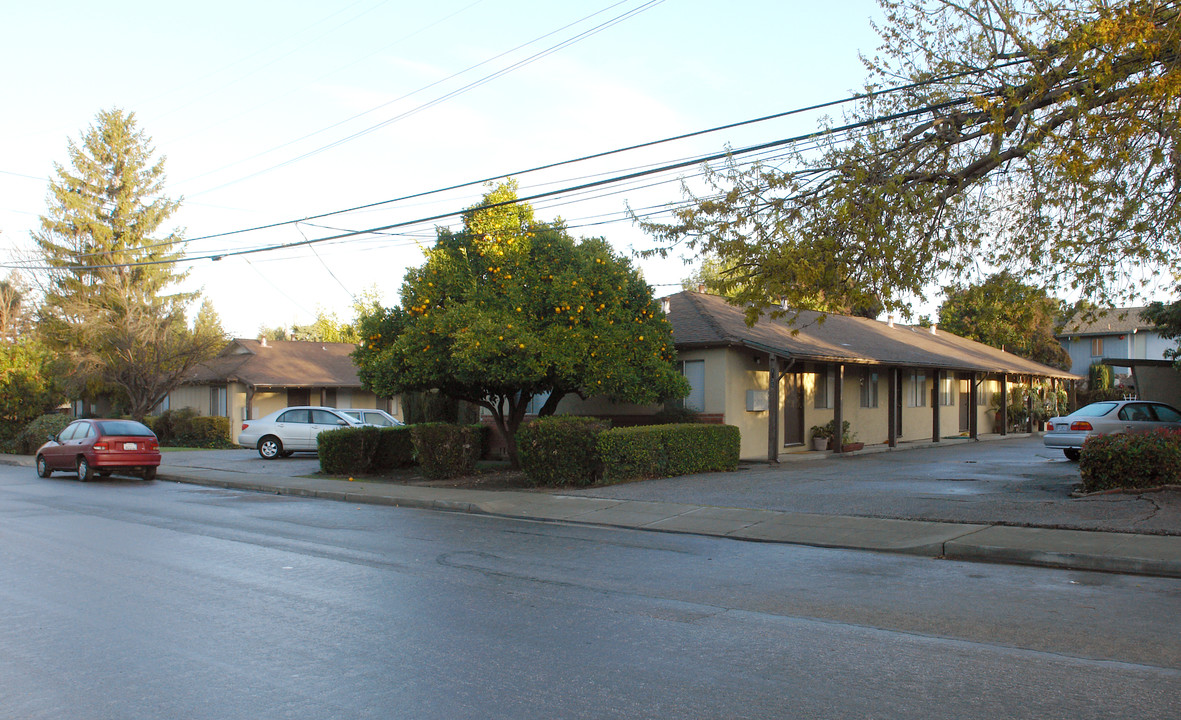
[
  {"xmin": 339, "ymin": 408, "xmax": 404, "ymax": 427},
  {"xmin": 238, "ymin": 406, "xmax": 361, "ymax": 459},
  {"xmin": 1044, "ymin": 400, "xmax": 1181, "ymax": 460}
]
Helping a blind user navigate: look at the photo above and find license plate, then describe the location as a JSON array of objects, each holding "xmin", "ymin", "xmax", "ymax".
[{"xmin": 123, "ymin": 442, "xmax": 138, "ymax": 450}]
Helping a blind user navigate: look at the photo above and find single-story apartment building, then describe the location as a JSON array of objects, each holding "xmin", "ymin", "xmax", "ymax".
[
  {"xmin": 562, "ymin": 291, "xmax": 1077, "ymax": 462},
  {"xmin": 167, "ymin": 339, "xmax": 400, "ymax": 443}
]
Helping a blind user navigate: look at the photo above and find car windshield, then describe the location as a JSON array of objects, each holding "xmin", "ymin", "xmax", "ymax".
[
  {"xmin": 96, "ymin": 420, "xmax": 154, "ymax": 437},
  {"xmin": 1071, "ymin": 402, "xmax": 1119, "ymax": 418}
]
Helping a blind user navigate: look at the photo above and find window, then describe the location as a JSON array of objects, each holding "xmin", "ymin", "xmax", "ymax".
[
  {"xmin": 907, "ymin": 371, "xmax": 926, "ymax": 407},
  {"xmin": 939, "ymin": 376, "xmax": 955, "ymax": 406},
  {"xmin": 814, "ymin": 367, "xmax": 835, "ymax": 409},
  {"xmin": 859, "ymin": 369, "xmax": 879, "ymax": 408},
  {"xmin": 1152, "ymin": 404, "xmax": 1181, "ymax": 422},
  {"xmin": 1091, "ymin": 337, "xmax": 1104, "ymax": 357},
  {"xmin": 210, "ymin": 386, "xmax": 228, "ymax": 417},
  {"xmin": 277, "ymin": 409, "xmax": 311, "ymax": 424},
  {"xmin": 311, "ymin": 409, "xmax": 346, "ymax": 425},
  {"xmin": 681, "ymin": 360, "xmax": 705, "ymax": 412}
]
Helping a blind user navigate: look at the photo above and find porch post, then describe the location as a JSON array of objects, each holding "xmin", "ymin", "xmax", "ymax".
[
  {"xmin": 1026, "ymin": 376, "xmax": 1034, "ymax": 433},
  {"xmin": 767, "ymin": 353, "xmax": 780, "ymax": 463},
  {"xmin": 932, "ymin": 369, "xmax": 941, "ymax": 442},
  {"xmin": 968, "ymin": 372, "xmax": 979, "ymax": 440},
  {"xmin": 245, "ymin": 385, "xmax": 255, "ymax": 422},
  {"xmin": 999, "ymin": 374, "xmax": 1008, "ymax": 436},
  {"xmin": 888, "ymin": 366, "xmax": 899, "ymax": 448},
  {"xmin": 833, "ymin": 363, "xmax": 845, "ymax": 453}
]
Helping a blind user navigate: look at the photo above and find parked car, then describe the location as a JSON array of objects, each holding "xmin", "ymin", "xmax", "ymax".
[
  {"xmin": 36, "ymin": 418, "xmax": 161, "ymax": 481},
  {"xmin": 1044, "ymin": 400, "xmax": 1181, "ymax": 460},
  {"xmin": 339, "ymin": 408, "xmax": 404, "ymax": 427},
  {"xmin": 238, "ymin": 406, "xmax": 361, "ymax": 459}
]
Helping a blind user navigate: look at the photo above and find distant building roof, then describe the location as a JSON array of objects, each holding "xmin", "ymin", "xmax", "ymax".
[
  {"xmin": 186, "ymin": 339, "xmax": 362, "ymax": 388},
  {"xmin": 1058, "ymin": 307, "xmax": 1151, "ymax": 337},
  {"xmin": 667, "ymin": 291, "xmax": 1077, "ymax": 379}
]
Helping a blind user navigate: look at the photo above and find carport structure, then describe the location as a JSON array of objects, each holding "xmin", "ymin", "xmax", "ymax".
[{"xmin": 664, "ymin": 292, "xmax": 1079, "ymax": 462}]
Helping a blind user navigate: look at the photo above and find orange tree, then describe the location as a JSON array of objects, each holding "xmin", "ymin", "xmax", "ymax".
[{"xmin": 353, "ymin": 182, "xmax": 688, "ymax": 468}]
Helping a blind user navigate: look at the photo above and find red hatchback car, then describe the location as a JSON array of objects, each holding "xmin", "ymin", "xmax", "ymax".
[{"xmin": 36, "ymin": 418, "xmax": 162, "ymax": 481}]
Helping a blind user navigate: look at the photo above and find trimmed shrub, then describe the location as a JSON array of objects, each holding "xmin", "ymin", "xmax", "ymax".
[
  {"xmin": 599, "ymin": 425, "xmax": 668, "ymax": 482},
  {"xmin": 151, "ymin": 408, "xmax": 198, "ymax": 446},
  {"xmin": 663, "ymin": 423, "xmax": 740, "ymax": 476},
  {"xmin": 1079, "ymin": 429, "xmax": 1181, "ymax": 492},
  {"xmin": 319, "ymin": 426, "xmax": 381, "ymax": 475},
  {"xmin": 517, "ymin": 416, "xmax": 610, "ymax": 486},
  {"xmin": 8, "ymin": 413, "xmax": 72, "ymax": 455},
  {"xmin": 411, "ymin": 423, "xmax": 482, "ymax": 479},
  {"xmin": 319, "ymin": 426, "xmax": 416, "ymax": 475},
  {"xmin": 186, "ymin": 416, "xmax": 234, "ymax": 448},
  {"xmin": 598, "ymin": 423, "xmax": 740, "ymax": 483},
  {"xmin": 372, "ymin": 426, "xmax": 416, "ymax": 470}
]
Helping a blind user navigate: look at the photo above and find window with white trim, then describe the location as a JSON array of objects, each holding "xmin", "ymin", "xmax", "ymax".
[
  {"xmin": 907, "ymin": 371, "xmax": 926, "ymax": 407},
  {"xmin": 681, "ymin": 360, "xmax": 705, "ymax": 412},
  {"xmin": 859, "ymin": 369, "xmax": 879, "ymax": 408},
  {"xmin": 814, "ymin": 367, "xmax": 835, "ymax": 409}
]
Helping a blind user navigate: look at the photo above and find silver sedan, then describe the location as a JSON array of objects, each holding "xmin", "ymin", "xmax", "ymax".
[
  {"xmin": 1044, "ymin": 400, "xmax": 1181, "ymax": 460},
  {"xmin": 238, "ymin": 406, "xmax": 361, "ymax": 459}
]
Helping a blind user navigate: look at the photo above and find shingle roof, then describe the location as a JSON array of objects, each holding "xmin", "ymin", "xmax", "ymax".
[
  {"xmin": 667, "ymin": 291, "xmax": 1077, "ymax": 379},
  {"xmin": 1058, "ymin": 307, "xmax": 1150, "ymax": 336},
  {"xmin": 185, "ymin": 339, "xmax": 362, "ymax": 388}
]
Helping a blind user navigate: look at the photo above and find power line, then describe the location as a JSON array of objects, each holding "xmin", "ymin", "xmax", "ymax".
[{"xmin": 4, "ymin": 93, "xmax": 976, "ymax": 273}]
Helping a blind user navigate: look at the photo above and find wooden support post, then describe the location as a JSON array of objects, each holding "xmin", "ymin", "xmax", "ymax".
[
  {"xmin": 969, "ymin": 372, "xmax": 979, "ymax": 440},
  {"xmin": 833, "ymin": 364, "xmax": 845, "ymax": 453},
  {"xmin": 1026, "ymin": 375, "xmax": 1034, "ymax": 433},
  {"xmin": 767, "ymin": 353, "xmax": 780, "ymax": 463},
  {"xmin": 888, "ymin": 367, "xmax": 899, "ymax": 448},
  {"xmin": 999, "ymin": 374, "xmax": 1008, "ymax": 436},
  {"xmin": 932, "ymin": 369, "xmax": 941, "ymax": 442}
]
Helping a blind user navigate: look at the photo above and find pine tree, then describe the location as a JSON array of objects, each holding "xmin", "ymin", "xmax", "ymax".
[{"xmin": 33, "ymin": 108, "xmax": 221, "ymax": 419}]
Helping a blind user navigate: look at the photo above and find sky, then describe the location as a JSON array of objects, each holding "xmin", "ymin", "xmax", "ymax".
[{"xmin": 3, "ymin": 0, "xmax": 896, "ymax": 337}]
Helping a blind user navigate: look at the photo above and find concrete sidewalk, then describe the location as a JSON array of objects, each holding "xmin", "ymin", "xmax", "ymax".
[{"xmin": 6, "ymin": 453, "xmax": 1180, "ymax": 578}]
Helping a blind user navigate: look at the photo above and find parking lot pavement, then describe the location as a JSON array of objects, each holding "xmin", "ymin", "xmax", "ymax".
[
  {"xmin": 566, "ymin": 436, "xmax": 1181, "ymax": 536},
  {"xmin": 159, "ymin": 448, "xmax": 322, "ymax": 478}
]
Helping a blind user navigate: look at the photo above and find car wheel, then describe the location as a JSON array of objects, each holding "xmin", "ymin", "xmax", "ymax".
[
  {"xmin": 1064, "ymin": 448, "xmax": 1081, "ymax": 461},
  {"xmin": 258, "ymin": 436, "xmax": 283, "ymax": 460},
  {"xmin": 77, "ymin": 456, "xmax": 93, "ymax": 482},
  {"xmin": 142, "ymin": 467, "xmax": 157, "ymax": 481},
  {"xmin": 36, "ymin": 455, "xmax": 52, "ymax": 478}
]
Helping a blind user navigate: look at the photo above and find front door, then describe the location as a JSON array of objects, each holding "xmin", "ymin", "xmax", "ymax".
[{"xmin": 783, "ymin": 372, "xmax": 804, "ymax": 445}]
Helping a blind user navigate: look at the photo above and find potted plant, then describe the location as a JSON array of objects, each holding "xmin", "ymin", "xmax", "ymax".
[{"xmin": 810, "ymin": 424, "xmax": 831, "ymax": 451}]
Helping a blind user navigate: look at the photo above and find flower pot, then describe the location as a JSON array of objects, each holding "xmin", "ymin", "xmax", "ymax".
[
  {"xmin": 811, "ymin": 436, "xmax": 829, "ymax": 451},
  {"xmin": 842, "ymin": 442, "xmax": 865, "ymax": 452}
]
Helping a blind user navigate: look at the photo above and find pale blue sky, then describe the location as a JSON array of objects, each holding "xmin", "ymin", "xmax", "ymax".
[{"xmin": 2, "ymin": 0, "xmax": 886, "ymax": 335}]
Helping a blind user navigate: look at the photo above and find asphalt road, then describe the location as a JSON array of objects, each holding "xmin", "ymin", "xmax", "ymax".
[
  {"xmin": 2, "ymin": 464, "xmax": 1179, "ymax": 719},
  {"xmin": 571, "ymin": 436, "xmax": 1181, "ymax": 534}
]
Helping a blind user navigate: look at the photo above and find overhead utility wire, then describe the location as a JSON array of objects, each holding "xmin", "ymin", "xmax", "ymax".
[
  {"xmin": 175, "ymin": 57, "xmax": 1029, "ymax": 246},
  {"xmin": 181, "ymin": 0, "xmax": 656, "ymax": 193},
  {"xmin": 8, "ymin": 94, "xmax": 975, "ymax": 273}
]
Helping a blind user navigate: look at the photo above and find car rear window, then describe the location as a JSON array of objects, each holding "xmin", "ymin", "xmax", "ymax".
[
  {"xmin": 96, "ymin": 420, "xmax": 155, "ymax": 437},
  {"xmin": 1151, "ymin": 404, "xmax": 1181, "ymax": 422},
  {"xmin": 1073, "ymin": 402, "xmax": 1118, "ymax": 417}
]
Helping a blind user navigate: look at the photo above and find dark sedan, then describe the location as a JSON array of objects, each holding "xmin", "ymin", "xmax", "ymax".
[{"xmin": 36, "ymin": 418, "xmax": 162, "ymax": 481}]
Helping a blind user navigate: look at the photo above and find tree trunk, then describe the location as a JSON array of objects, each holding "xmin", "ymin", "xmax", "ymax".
[{"xmin": 537, "ymin": 390, "xmax": 567, "ymax": 417}]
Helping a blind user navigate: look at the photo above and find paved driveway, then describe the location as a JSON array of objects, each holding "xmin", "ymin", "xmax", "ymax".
[
  {"xmin": 160, "ymin": 448, "xmax": 322, "ymax": 478},
  {"xmin": 568, "ymin": 436, "xmax": 1181, "ymax": 535}
]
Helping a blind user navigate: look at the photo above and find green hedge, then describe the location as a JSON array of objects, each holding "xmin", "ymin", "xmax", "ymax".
[
  {"xmin": 318, "ymin": 426, "xmax": 415, "ymax": 476},
  {"xmin": 8, "ymin": 413, "xmax": 72, "ymax": 455},
  {"xmin": 598, "ymin": 423, "xmax": 740, "ymax": 483},
  {"xmin": 1079, "ymin": 429, "xmax": 1181, "ymax": 492},
  {"xmin": 146, "ymin": 408, "xmax": 233, "ymax": 448},
  {"xmin": 517, "ymin": 416, "xmax": 611, "ymax": 486},
  {"xmin": 410, "ymin": 423, "xmax": 482, "ymax": 479}
]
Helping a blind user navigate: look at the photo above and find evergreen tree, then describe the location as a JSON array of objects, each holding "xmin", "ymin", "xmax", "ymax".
[{"xmin": 33, "ymin": 108, "xmax": 221, "ymax": 419}]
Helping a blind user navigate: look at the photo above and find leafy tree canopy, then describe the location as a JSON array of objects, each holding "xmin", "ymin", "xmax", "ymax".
[
  {"xmin": 355, "ymin": 181, "xmax": 688, "ymax": 467},
  {"xmin": 32, "ymin": 108, "xmax": 222, "ymax": 419},
  {"xmin": 644, "ymin": 0, "xmax": 1181, "ymax": 317},
  {"xmin": 1142, "ymin": 288, "xmax": 1181, "ymax": 363},
  {"xmin": 938, "ymin": 271, "xmax": 1072, "ymax": 369}
]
